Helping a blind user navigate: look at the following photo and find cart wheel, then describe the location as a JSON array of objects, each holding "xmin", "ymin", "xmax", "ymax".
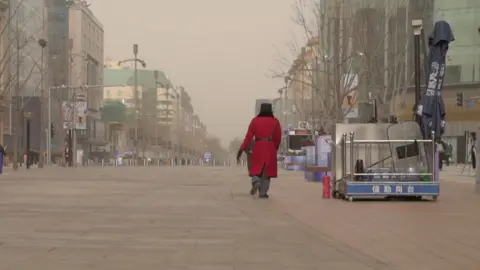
[
  {"xmin": 432, "ymin": 196, "xmax": 438, "ymax": 201},
  {"xmin": 415, "ymin": 196, "xmax": 422, "ymax": 201}
]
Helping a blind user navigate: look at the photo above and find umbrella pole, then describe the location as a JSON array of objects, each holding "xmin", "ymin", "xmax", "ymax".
[
  {"xmin": 421, "ymin": 28, "xmax": 429, "ymax": 77},
  {"xmin": 412, "ymin": 20, "xmax": 422, "ymax": 107}
]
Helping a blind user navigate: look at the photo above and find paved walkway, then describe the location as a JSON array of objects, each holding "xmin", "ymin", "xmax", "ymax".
[
  {"xmin": 0, "ymin": 166, "xmax": 479, "ymax": 269},
  {"xmin": 440, "ymin": 165, "xmax": 476, "ymax": 184}
]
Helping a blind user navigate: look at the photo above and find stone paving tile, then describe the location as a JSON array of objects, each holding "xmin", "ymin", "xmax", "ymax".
[
  {"xmin": 440, "ymin": 165, "xmax": 476, "ymax": 184},
  {"xmin": 273, "ymin": 170, "xmax": 480, "ymax": 270},
  {"xmin": 1, "ymin": 166, "xmax": 479, "ymax": 269}
]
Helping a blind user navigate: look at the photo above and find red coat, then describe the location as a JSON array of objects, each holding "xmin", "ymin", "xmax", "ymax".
[{"xmin": 240, "ymin": 116, "xmax": 282, "ymax": 177}]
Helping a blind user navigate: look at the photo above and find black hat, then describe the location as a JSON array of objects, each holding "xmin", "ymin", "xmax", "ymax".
[{"xmin": 258, "ymin": 103, "xmax": 274, "ymax": 117}]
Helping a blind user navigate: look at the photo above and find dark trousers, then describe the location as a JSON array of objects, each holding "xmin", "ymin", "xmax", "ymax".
[
  {"xmin": 251, "ymin": 164, "xmax": 270, "ymax": 195},
  {"xmin": 439, "ymin": 153, "xmax": 445, "ymax": 170},
  {"xmin": 472, "ymin": 151, "xmax": 476, "ymax": 169}
]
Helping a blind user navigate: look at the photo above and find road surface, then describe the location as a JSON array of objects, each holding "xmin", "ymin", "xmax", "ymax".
[{"xmin": 0, "ymin": 166, "xmax": 479, "ymax": 269}]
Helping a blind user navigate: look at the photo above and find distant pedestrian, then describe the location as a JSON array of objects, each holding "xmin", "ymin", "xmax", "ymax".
[
  {"xmin": 436, "ymin": 139, "xmax": 446, "ymax": 170},
  {"xmin": 0, "ymin": 144, "xmax": 6, "ymax": 174}
]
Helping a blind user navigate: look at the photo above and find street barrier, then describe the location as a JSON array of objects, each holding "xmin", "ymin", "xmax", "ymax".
[{"xmin": 15, "ymin": 158, "xmax": 250, "ymax": 168}]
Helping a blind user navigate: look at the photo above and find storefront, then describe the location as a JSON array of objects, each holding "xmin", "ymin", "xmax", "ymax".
[{"xmin": 79, "ymin": 116, "xmax": 108, "ymax": 164}]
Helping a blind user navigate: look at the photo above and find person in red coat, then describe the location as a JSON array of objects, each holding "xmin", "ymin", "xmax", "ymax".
[{"xmin": 237, "ymin": 103, "xmax": 282, "ymax": 198}]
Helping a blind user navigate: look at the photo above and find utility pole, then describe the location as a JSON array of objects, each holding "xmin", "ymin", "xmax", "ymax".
[
  {"xmin": 69, "ymin": 39, "xmax": 76, "ymax": 167},
  {"xmin": 133, "ymin": 44, "xmax": 139, "ymax": 158},
  {"xmin": 38, "ymin": 39, "xmax": 47, "ymax": 168},
  {"xmin": 83, "ymin": 59, "xmax": 90, "ymax": 166},
  {"xmin": 118, "ymin": 46, "xmax": 146, "ymax": 161}
]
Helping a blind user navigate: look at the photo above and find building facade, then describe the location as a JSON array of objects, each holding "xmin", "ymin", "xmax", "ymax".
[
  {"xmin": 46, "ymin": 0, "xmax": 71, "ymax": 155},
  {"xmin": 102, "ymin": 64, "xmax": 205, "ymax": 159},
  {"xmin": 434, "ymin": 0, "xmax": 480, "ymax": 83},
  {"xmin": 103, "ymin": 64, "xmax": 173, "ymax": 157},
  {"xmin": 68, "ymin": 0, "xmax": 104, "ymax": 163}
]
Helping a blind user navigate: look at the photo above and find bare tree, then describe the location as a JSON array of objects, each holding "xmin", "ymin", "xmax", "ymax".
[
  {"xmin": 270, "ymin": 0, "xmax": 415, "ymax": 130},
  {"xmin": 228, "ymin": 137, "xmax": 242, "ymax": 154},
  {"xmin": 0, "ymin": 0, "xmax": 46, "ymax": 168},
  {"xmin": 205, "ymin": 135, "xmax": 228, "ymax": 161}
]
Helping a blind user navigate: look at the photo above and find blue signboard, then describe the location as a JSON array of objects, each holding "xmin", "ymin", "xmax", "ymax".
[
  {"xmin": 346, "ymin": 182, "xmax": 439, "ymax": 196},
  {"xmin": 466, "ymin": 100, "xmax": 473, "ymax": 109},
  {"xmin": 203, "ymin": 152, "xmax": 212, "ymax": 161}
]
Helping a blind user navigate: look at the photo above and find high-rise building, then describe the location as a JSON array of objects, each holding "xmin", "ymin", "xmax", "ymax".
[
  {"xmin": 46, "ymin": 0, "xmax": 71, "ymax": 155},
  {"xmin": 68, "ymin": 0, "xmax": 104, "ymax": 163}
]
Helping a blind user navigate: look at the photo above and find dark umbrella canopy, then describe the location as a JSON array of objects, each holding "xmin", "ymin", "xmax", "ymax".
[{"xmin": 417, "ymin": 20, "xmax": 454, "ymax": 139}]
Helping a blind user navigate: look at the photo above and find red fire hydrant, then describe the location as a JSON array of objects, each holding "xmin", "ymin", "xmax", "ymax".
[{"xmin": 322, "ymin": 175, "xmax": 331, "ymax": 199}]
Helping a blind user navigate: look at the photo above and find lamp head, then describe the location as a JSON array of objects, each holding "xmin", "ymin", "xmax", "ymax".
[{"xmin": 38, "ymin": 38, "xmax": 47, "ymax": 48}]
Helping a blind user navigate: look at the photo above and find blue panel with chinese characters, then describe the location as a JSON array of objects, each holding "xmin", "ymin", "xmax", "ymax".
[{"xmin": 345, "ymin": 182, "xmax": 439, "ymax": 196}]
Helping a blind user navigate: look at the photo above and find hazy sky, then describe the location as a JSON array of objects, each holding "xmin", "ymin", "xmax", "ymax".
[{"xmin": 91, "ymin": 0, "xmax": 298, "ymax": 145}]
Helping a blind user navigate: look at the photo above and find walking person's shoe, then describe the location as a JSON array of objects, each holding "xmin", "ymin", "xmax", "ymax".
[
  {"xmin": 259, "ymin": 194, "xmax": 269, "ymax": 199},
  {"xmin": 250, "ymin": 181, "xmax": 261, "ymax": 195}
]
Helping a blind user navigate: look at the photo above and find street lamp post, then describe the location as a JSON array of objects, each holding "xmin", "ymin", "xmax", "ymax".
[
  {"xmin": 412, "ymin": 20, "xmax": 422, "ymax": 111},
  {"xmin": 118, "ymin": 44, "xmax": 146, "ymax": 159},
  {"xmin": 69, "ymin": 51, "xmax": 89, "ymax": 167},
  {"xmin": 38, "ymin": 38, "xmax": 47, "ymax": 168}
]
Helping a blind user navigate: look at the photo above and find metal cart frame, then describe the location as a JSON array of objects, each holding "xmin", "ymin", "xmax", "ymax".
[{"xmin": 332, "ymin": 131, "xmax": 440, "ymax": 202}]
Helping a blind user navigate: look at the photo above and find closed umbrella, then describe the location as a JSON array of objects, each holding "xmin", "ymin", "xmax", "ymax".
[{"xmin": 416, "ymin": 20, "xmax": 454, "ymax": 139}]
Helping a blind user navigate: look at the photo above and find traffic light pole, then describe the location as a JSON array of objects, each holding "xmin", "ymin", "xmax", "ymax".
[{"xmin": 456, "ymin": 92, "xmax": 464, "ymax": 107}]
